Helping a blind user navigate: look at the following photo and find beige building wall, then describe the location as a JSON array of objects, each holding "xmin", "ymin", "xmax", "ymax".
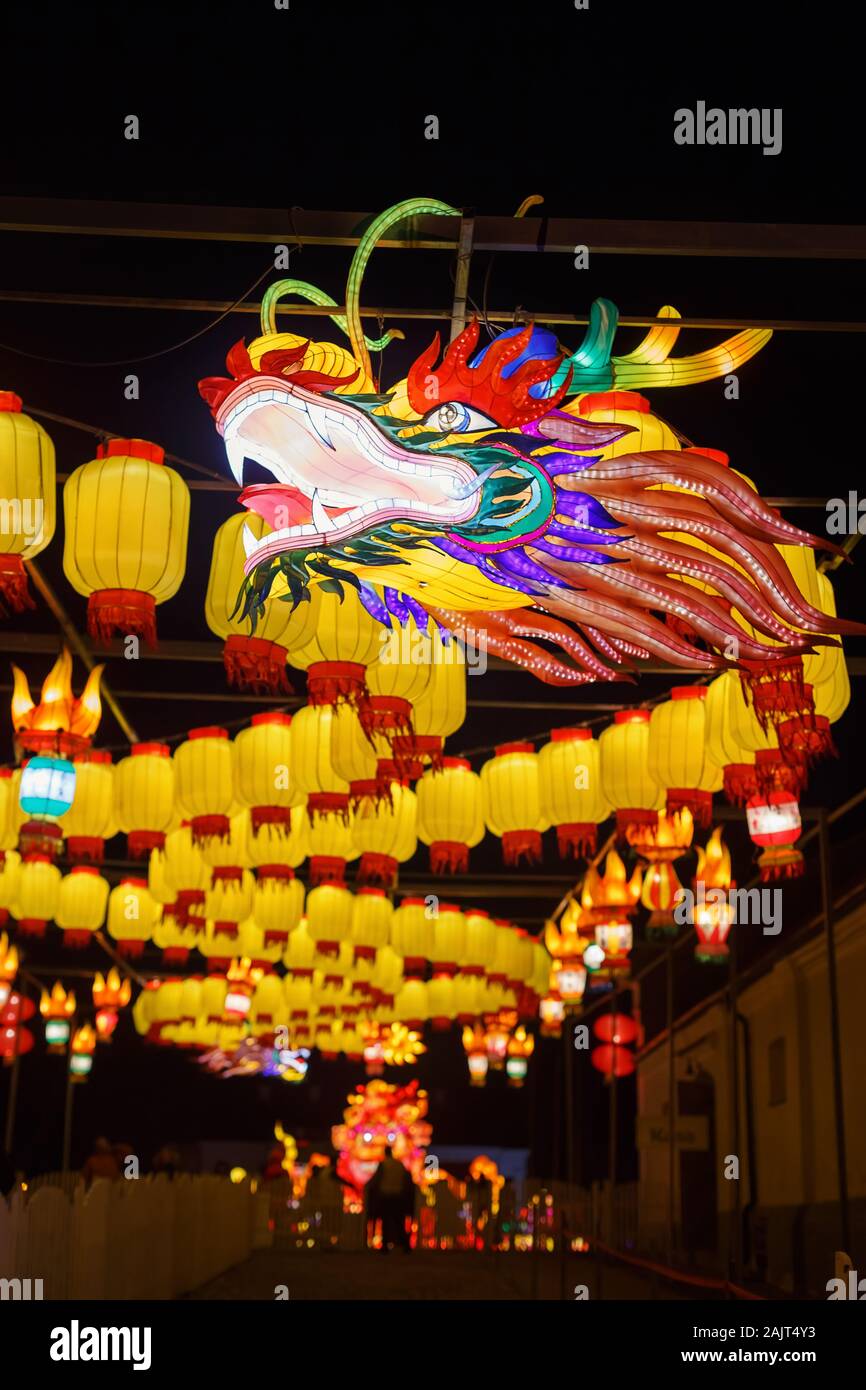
[{"xmin": 635, "ymin": 899, "xmax": 866, "ymax": 1292}]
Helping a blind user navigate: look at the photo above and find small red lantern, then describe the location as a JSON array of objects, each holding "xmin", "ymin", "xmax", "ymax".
[
  {"xmin": 746, "ymin": 791, "xmax": 804, "ymax": 880},
  {"xmin": 593, "ymin": 1013, "xmax": 639, "ymax": 1047},
  {"xmin": 590, "ymin": 1043, "xmax": 636, "ymax": 1078}
]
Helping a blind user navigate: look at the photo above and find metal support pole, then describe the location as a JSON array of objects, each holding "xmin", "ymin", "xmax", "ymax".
[
  {"xmin": 3, "ymin": 993, "xmax": 23, "ymax": 1156},
  {"xmin": 608, "ymin": 995, "xmax": 618, "ymax": 1246},
  {"xmin": 728, "ymin": 914, "xmax": 742, "ymax": 1282},
  {"xmin": 449, "ymin": 216, "xmax": 475, "ymax": 342},
  {"xmin": 564, "ymin": 1020, "xmax": 575, "ymax": 1191},
  {"xmin": 819, "ymin": 808, "xmax": 851, "ymax": 1254},
  {"xmin": 667, "ymin": 947, "xmax": 676, "ymax": 1263},
  {"xmin": 61, "ymin": 1067, "xmax": 75, "ymax": 1173}
]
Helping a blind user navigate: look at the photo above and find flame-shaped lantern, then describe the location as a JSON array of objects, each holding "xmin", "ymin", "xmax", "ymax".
[
  {"xmin": 693, "ymin": 826, "xmax": 735, "ymax": 963},
  {"xmin": 628, "ymin": 808, "xmax": 693, "ymax": 939},
  {"xmin": 11, "ymin": 648, "xmax": 103, "ymax": 757}
]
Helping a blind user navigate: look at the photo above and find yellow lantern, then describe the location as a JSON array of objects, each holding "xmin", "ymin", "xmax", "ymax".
[
  {"xmin": 538, "ymin": 727, "xmax": 610, "ymax": 859},
  {"xmin": 233, "ymin": 712, "xmax": 303, "ymax": 832},
  {"xmin": 173, "ymin": 726, "xmax": 235, "ymax": 842},
  {"xmin": 394, "ymin": 979, "xmax": 428, "ymax": 1030},
  {"xmin": 461, "ymin": 908, "xmax": 496, "ymax": 977},
  {"xmin": 428, "ymin": 902, "xmax": 465, "ymax": 978},
  {"xmin": 453, "ymin": 972, "xmax": 481, "ymax": 1024},
  {"xmin": 416, "ymin": 757, "xmax": 484, "ymax": 874},
  {"xmin": 428, "ymin": 975, "xmax": 456, "ymax": 1031},
  {"xmin": 647, "ymin": 687, "xmax": 722, "ymax": 827},
  {"xmin": 0, "ymin": 391, "xmax": 55, "ymax": 610},
  {"xmin": 106, "ymin": 878, "xmax": 158, "ymax": 957},
  {"xmin": 351, "ymin": 887, "xmax": 393, "ymax": 963},
  {"xmin": 60, "ymin": 751, "xmax": 115, "ymax": 863},
  {"xmin": 205, "ymin": 511, "xmax": 318, "ymax": 693},
  {"xmin": 114, "ymin": 742, "xmax": 175, "ymax": 857},
  {"xmin": 151, "ymin": 911, "xmax": 200, "ymax": 968},
  {"xmin": 391, "ymin": 897, "xmax": 434, "ymax": 977},
  {"xmin": 289, "ymin": 704, "xmax": 349, "ymax": 814},
  {"xmin": 304, "ymin": 802, "xmax": 358, "ymax": 886},
  {"xmin": 253, "ymin": 870, "xmax": 305, "ymax": 950},
  {"xmin": 329, "ymin": 702, "xmax": 378, "ymax": 793},
  {"xmin": 157, "ymin": 823, "xmax": 211, "ymax": 925},
  {"xmin": 11, "ymin": 855, "xmax": 61, "ymax": 937},
  {"xmin": 286, "ymin": 585, "xmax": 382, "ymax": 707},
  {"xmin": 55, "ymin": 865, "xmax": 109, "ymax": 947},
  {"xmin": 481, "ymin": 742, "xmax": 549, "ymax": 865},
  {"xmin": 351, "ymin": 779, "xmax": 417, "ymax": 888},
  {"xmin": 599, "ymin": 710, "xmax": 665, "ymax": 836},
  {"xmin": 0, "ymin": 768, "xmax": 18, "ymax": 854},
  {"xmin": 392, "ymin": 628, "xmax": 467, "ymax": 774},
  {"xmin": 306, "ymin": 882, "xmax": 353, "ymax": 956},
  {"xmin": 62, "ymin": 437, "xmax": 189, "ymax": 645},
  {"xmin": 0, "ymin": 849, "xmax": 22, "ymax": 922}
]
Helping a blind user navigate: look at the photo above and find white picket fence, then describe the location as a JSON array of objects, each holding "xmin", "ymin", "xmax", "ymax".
[{"xmin": 0, "ymin": 1173, "xmax": 272, "ymax": 1299}]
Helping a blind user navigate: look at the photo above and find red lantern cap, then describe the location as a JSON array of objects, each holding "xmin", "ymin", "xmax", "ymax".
[
  {"xmin": 0, "ymin": 392, "xmax": 23, "ymax": 413},
  {"xmin": 495, "ymin": 742, "xmax": 535, "ymax": 757},
  {"xmin": 551, "ymin": 727, "xmax": 592, "ymax": 741},
  {"xmin": 614, "ymin": 709, "xmax": 650, "ymax": 725},
  {"xmin": 131, "ymin": 742, "xmax": 170, "ymax": 758},
  {"xmin": 670, "ymin": 686, "xmax": 706, "ymax": 701},
  {"xmin": 578, "ymin": 391, "xmax": 649, "ymax": 414},
  {"xmin": 188, "ymin": 726, "xmax": 229, "ymax": 741},
  {"xmin": 251, "ymin": 712, "xmax": 292, "ymax": 728},
  {"xmin": 99, "ymin": 438, "xmax": 165, "ymax": 466},
  {"xmin": 440, "ymin": 757, "xmax": 472, "ymax": 771}
]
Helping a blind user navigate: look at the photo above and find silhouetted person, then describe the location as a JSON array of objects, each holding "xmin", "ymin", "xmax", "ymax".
[
  {"xmin": 0, "ymin": 1148, "xmax": 16, "ymax": 1198},
  {"xmin": 152, "ymin": 1143, "xmax": 181, "ymax": 1179},
  {"xmin": 367, "ymin": 1147, "xmax": 414, "ymax": 1252},
  {"xmin": 82, "ymin": 1137, "xmax": 121, "ymax": 1185}
]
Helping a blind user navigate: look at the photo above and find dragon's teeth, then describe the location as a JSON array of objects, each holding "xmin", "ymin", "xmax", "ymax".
[
  {"xmin": 225, "ymin": 437, "xmax": 247, "ymax": 485},
  {"xmin": 241, "ymin": 523, "xmax": 259, "ymax": 558},
  {"xmin": 306, "ymin": 403, "xmax": 334, "ymax": 450},
  {"xmin": 311, "ymin": 489, "xmax": 334, "ymax": 534}
]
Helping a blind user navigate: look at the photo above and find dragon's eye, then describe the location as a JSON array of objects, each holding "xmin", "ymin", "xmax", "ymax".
[{"xmin": 423, "ymin": 401, "xmax": 498, "ymax": 433}]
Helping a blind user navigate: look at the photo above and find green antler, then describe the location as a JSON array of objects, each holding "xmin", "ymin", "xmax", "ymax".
[{"xmin": 259, "ymin": 279, "xmax": 401, "ymax": 352}]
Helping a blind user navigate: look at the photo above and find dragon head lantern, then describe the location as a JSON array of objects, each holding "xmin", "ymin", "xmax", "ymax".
[{"xmin": 200, "ymin": 198, "xmax": 863, "ymax": 689}]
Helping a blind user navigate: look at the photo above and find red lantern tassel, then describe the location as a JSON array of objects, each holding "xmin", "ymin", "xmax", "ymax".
[
  {"xmin": 250, "ymin": 805, "xmax": 294, "ymax": 834},
  {"xmin": 615, "ymin": 808, "xmax": 658, "ymax": 838},
  {"xmin": 88, "ymin": 590, "xmax": 157, "ymax": 648},
  {"xmin": 162, "ymin": 947, "xmax": 190, "ymax": 966},
  {"xmin": 223, "ymin": 635, "xmax": 291, "ymax": 694},
  {"xmin": 65, "ymin": 836, "xmax": 105, "ymax": 865},
  {"xmin": 666, "ymin": 789, "xmax": 713, "ymax": 828},
  {"xmin": 555, "ymin": 823, "xmax": 597, "ymax": 859},
  {"xmin": 430, "ymin": 840, "xmax": 469, "ymax": 874},
  {"xmin": 190, "ymin": 814, "xmax": 230, "ymax": 844},
  {"xmin": 740, "ymin": 657, "xmax": 810, "ymax": 731},
  {"xmin": 309, "ymin": 855, "xmax": 346, "ymax": 886},
  {"xmin": 723, "ymin": 763, "xmax": 758, "ymax": 806},
  {"xmin": 128, "ymin": 829, "xmax": 165, "ymax": 857},
  {"xmin": 0, "ymin": 554, "xmax": 35, "ymax": 613},
  {"xmin": 60, "ymin": 929, "xmax": 93, "ymax": 948},
  {"xmin": 306, "ymin": 661, "xmax": 368, "ymax": 708},
  {"xmin": 755, "ymin": 749, "xmax": 807, "ymax": 800},
  {"xmin": 307, "ymin": 792, "xmax": 350, "ymax": 825},
  {"xmin": 758, "ymin": 846, "xmax": 805, "ymax": 881},
  {"xmin": 501, "ymin": 829, "xmax": 543, "ymax": 866},
  {"xmin": 357, "ymin": 853, "xmax": 398, "ymax": 889},
  {"xmin": 777, "ymin": 713, "xmax": 837, "ymax": 768}
]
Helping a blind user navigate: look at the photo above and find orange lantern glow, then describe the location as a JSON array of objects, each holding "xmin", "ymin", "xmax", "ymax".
[{"xmin": 11, "ymin": 648, "xmax": 103, "ymax": 759}]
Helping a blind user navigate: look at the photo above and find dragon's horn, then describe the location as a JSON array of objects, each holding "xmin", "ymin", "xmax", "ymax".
[
  {"xmin": 612, "ymin": 323, "xmax": 772, "ymax": 391},
  {"xmin": 614, "ymin": 304, "xmax": 682, "ymax": 365}
]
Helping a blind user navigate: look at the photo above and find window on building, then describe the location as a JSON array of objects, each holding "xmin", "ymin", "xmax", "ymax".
[{"xmin": 768, "ymin": 1036, "xmax": 787, "ymax": 1106}]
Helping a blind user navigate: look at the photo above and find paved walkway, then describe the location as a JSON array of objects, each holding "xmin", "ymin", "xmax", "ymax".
[{"xmin": 184, "ymin": 1249, "xmax": 694, "ymax": 1300}]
